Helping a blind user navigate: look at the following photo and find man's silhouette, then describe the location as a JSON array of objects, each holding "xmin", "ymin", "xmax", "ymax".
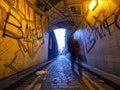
[{"xmin": 68, "ymin": 36, "xmax": 82, "ymax": 76}]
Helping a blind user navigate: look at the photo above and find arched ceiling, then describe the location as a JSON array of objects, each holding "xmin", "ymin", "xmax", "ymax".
[{"xmin": 28, "ymin": 0, "xmax": 91, "ymax": 32}]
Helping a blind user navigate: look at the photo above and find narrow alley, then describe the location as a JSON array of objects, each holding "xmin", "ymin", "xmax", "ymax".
[{"xmin": 5, "ymin": 55, "xmax": 115, "ymax": 90}]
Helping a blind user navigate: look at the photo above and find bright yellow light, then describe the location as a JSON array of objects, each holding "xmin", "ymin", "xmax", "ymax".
[
  {"xmin": 98, "ymin": 0, "xmax": 102, "ymax": 4},
  {"xmin": 89, "ymin": 0, "xmax": 97, "ymax": 10}
]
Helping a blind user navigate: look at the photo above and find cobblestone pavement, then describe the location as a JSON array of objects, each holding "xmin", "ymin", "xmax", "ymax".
[
  {"xmin": 38, "ymin": 55, "xmax": 88, "ymax": 90},
  {"xmin": 7, "ymin": 55, "xmax": 115, "ymax": 90}
]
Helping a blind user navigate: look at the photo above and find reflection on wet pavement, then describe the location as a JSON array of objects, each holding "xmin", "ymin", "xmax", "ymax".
[
  {"xmin": 38, "ymin": 55, "xmax": 88, "ymax": 90},
  {"xmin": 8, "ymin": 55, "xmax": 115, "ymax": 90}
]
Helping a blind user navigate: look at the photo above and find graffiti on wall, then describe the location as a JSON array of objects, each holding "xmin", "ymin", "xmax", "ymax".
[
  {"xmin": 3, "ymin": 12, "xmax": 23, "ymax": 39},
  {"xmin": 0, "ymin": 0, "xmax": 44, "ymax": 73},
  {"xmin": 84, "ymin": 9, "xmax": 120, "ymax": 53}
]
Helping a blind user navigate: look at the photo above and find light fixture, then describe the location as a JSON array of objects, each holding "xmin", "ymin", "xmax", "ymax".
[
  {"xmin": 89, "ymin": 0, "xmax": 98, "ymax": 10},
  {"xmin": 98, "ymin": 0, "xmax": 102, "ymax": 4}
]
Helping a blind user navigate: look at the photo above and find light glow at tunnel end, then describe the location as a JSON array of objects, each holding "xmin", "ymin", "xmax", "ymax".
[{"xmin": 53, "ymin": 28, "xmax": 66, "ymax": 53}]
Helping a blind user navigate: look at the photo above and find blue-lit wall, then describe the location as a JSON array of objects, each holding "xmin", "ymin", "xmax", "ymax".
[
  {"xmin": 74, "ymin": 0, "xmax": 120, "ymax": 77},
  {"xmin": 48, "ymin": 31, "xmax": 59, "ymax": 60}
]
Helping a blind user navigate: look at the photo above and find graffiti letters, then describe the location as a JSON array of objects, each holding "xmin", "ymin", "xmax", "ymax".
[
  {"xmin": 2, "ymin": 12, "xmax": 44, "ymax": 56},
  {"xmin": 85, "ymin": 10, "xmax": 120, "ymax": 53},
  {"xmin": 0, "ymin": 0, "xmax": 45, "ymax": 77},
  {"xmin": 4, "ymin": 49, "xmax": 21, "ymax": 72},
  {"xmin": 115, "ymin": 10, "xmax": 120, "ymax": 29},
  {"xmin": 17, "ymin": 39, "xmax": 28, "ymax": 56},
  {"xmin": 3, "ymin": 12, "xmax": 23, "ymax": 39}
]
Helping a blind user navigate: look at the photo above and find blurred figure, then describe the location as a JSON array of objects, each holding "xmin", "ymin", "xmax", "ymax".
[{"xmin": 68, "ymin": 35, "xmax": 82, "ymax": 76}]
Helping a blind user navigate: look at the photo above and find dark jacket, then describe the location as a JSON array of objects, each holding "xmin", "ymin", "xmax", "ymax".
[{"xmin": 68, "ymin": 36, "xmax": 81, "ymax": 58}]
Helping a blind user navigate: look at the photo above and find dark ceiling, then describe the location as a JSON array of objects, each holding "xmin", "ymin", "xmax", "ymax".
[
  {"xmin": 36, "ymin": 0, "xmax": 85, "ymax": 32},
  {"xmin": 37, "ymin": 0, "xmax": 62, "ymax": 12}
]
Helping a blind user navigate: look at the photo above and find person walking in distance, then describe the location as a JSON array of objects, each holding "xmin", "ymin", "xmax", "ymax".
[{"xmin": 68, "ymin": 35, "xmax": 82, "ymax": 76}]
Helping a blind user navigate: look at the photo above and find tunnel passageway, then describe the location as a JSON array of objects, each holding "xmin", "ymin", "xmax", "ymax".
[
  {"xmin": 5, "ymin": 55, "xmax": 115, "ymax": 90},
  {"xmin": 0, "ymin": 0, "xmax": 120, "ymax": 90}
]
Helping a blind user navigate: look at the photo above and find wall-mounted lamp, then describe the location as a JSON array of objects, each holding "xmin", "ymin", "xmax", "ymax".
[{"xmin": 89, "ymin": 0, "xmax": 98, "ymax": 10}]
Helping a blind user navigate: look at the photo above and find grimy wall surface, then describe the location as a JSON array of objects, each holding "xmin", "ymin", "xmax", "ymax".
[
  {"xmin": 76, "ymin": 0, "xmax": 120, "ymax": 77},
  {"xmin": 0, "ymin": 0, "xmax": 49, "ymax": 79}
]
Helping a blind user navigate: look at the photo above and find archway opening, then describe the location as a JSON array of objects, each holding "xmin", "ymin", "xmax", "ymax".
[{"xmin": 54, "ymin": 28, "xmax": 66, "ymax": 55}]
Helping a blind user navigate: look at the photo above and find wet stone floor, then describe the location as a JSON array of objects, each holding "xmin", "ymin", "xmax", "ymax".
[
  {"xmin": 38, "ymin": 56, "xmax": 88, "ymax": 90},
  {"xmin": 7, "ymin": 55, "xmax": 115, "ymax": 90},
  {"xmin": 11, "ymin": 55, "xmax": 88, "ymax": 90}
]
